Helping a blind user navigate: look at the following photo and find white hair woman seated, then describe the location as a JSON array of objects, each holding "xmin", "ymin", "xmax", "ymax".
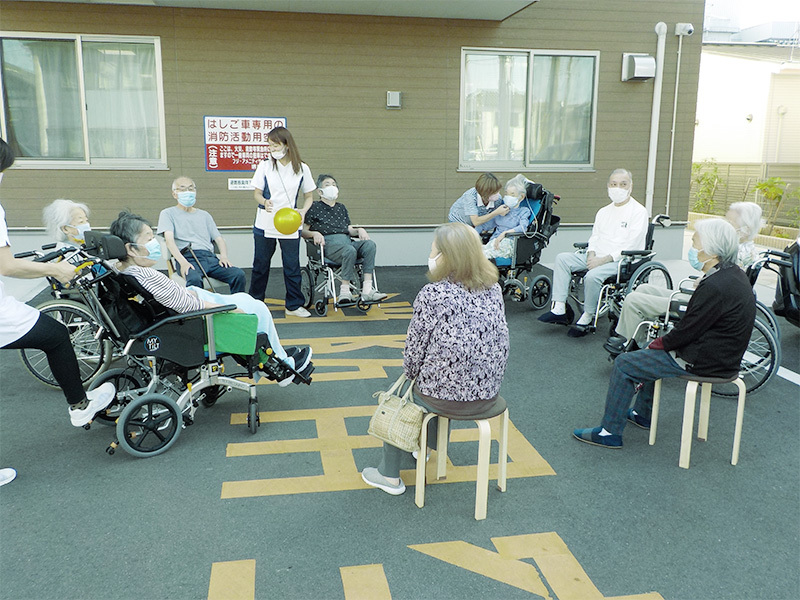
[{"xmin": 42, "ymin": 198, "xmax": 92, "ymax": 247}]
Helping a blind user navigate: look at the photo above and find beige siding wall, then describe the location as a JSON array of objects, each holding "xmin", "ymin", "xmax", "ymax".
[{"xmin": 0, "ymin": 0, "xmax": 704, "ymax": 230}]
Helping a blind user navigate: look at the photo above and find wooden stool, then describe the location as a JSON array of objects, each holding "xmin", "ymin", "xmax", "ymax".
[
  {"xmin": 414, "ymin": 400, "xmax": 508, "ymax": 520},
  {"xmin": 649, "ymin": 374, "xmax": 746, "ymax": 469}
]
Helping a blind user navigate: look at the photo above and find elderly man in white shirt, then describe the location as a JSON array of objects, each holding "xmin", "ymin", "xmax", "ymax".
[{"xmin": 539, "ymin": 169, "xmax": 649, "ymax": 337}]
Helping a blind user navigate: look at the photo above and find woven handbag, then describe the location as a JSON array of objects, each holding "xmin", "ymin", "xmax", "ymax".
[{"xmin": 368, "ymin": 374, "xmax": 425, "ymax": 452}]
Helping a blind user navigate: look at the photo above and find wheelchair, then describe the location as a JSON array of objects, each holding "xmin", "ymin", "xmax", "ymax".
[
  {"xmin": 629, "ymin": 276, "xmax": 781, "ymax": 397},
  {"xmin": 491, "ymin": 182, "xmax": 561, "ymax": 309},
  {"xmin": 567, "ymin": 213, "xmax": 673, "ymax": 334},
  {"xmin": 748, "ymin": 243, "xmax": 799, "ymax": 333},
  {"xmin": 300, "ymin": 238, "xmax": 383, "ymax": 316},
  {"xmin": 39, "ymin": 233, "xmax": 310, "ymax": 458}
]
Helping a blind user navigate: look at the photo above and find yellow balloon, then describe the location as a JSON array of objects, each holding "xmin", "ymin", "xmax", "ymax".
[{"xmin": 273, "ymin": 207, "xmax": 302, "ymax": 235}]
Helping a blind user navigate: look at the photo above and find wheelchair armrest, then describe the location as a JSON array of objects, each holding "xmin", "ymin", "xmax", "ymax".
[
  {"xmin": 573, "ymin": 242, "xmax": 588, "ymax": 250},
  {"xmin": 620, "ymin": 250, "xmax": 651, "ymax": 257},
  {"xmin": 130, "ymin": 304, "xmax": 238, "ymax": 339}
]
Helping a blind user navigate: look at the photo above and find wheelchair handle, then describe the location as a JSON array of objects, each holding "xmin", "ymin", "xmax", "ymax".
[
  {"xmin": 573, "ymin": 242, "xmax": 588, "ymax": 249},
  {"xmin": 34, "ymin": 246, "xmax": 74, "ymax": 263}
]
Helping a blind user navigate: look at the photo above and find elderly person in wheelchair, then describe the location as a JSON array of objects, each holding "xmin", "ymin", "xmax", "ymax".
[
  {"xmin": 539, "ymin": 168, "xmax": 649, "ymax": 337},
  {"xmin": 475, "ymin": 174, "xmax": 533, "ymax": 261},
  {"xmin": 302, "ymin": 174, "xmax": 387, "ymax": 305},
  {"xmin": 605, "ymin": 202, "xmax": 763, "ymax": 357},
  {"xmin": 573, "ymin": 219, "xmax": 756, "ymax": 449},
  {"xmin": 109, "ymin": 210, "xmax": 313, "ymax": 386}
]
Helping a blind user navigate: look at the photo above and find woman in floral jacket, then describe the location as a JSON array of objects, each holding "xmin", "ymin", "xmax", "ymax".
[{"xmin": 362, "ymin": 222, "xmax": 509, "ymax": 495}]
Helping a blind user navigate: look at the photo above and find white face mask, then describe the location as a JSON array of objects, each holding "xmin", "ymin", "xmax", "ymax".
[
  {"xmin": 608, "ymin": 187, "xmax": 630, "ymax": 204},
  {"xmin": 270, "ymin": 148, "xmax": 286, "ymax": 160},
  {"xmin": 503, "ymin": 195, "xmax": 520, "ymax": 209},
  {"xmin": 320, "ymin": 186, "xmax": 339, "ymax": 201},
  {"xmin": 427, "ymin": 253, "xmax": 441, "ymax": 272}
]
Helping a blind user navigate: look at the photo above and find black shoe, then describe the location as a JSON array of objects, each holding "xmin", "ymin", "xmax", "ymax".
[
  {"xmin": 567, "ymin": 323, "xmax": 594, "ymax": 338},
  {"xmin": 538, "ymin": 303, "xmax": 574, "ymax": 326},
  {"xmin": 603, "ymin": 335, "xmax": 627, "ymax": 356},
  {"xmin": 626, "ymin": 408, "xmax": 651, "ymax": 430},
  {"xmin": 287, "ymin": 346, "xmax": 313, "ymax": 372}
]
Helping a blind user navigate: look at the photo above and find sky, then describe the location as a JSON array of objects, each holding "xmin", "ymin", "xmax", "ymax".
[{"xmin": 707, "ymin": 0, "xmax": 800, "ymax": 29}]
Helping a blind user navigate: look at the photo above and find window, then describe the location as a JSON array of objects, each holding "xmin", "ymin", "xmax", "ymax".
[
  {"xmin": 0, "ymin": 33, "xmax": 167, "ymax": 169},
  {"xmin": 460, "ymin": 48, "xmax": 599, "ymax": 171}
]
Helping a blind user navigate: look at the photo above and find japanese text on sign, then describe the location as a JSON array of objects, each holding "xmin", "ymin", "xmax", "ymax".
[{"xmin": 204, "ymin": 116, "xmax": 287, "ymax": 172}]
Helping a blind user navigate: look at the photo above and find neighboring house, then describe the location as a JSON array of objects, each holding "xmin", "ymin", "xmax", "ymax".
[{"xmin": 0, "ymin": 0, "xmax": 704, "ymax": 235}]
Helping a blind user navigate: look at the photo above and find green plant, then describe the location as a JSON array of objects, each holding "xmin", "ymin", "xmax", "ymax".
[
  {"xmin": 754, "ymin": 177, "xmax": 797, "ymax": 235},
  {"xmin": 691, "ymin": 161, "xmax": 724, "ymax": 214}
]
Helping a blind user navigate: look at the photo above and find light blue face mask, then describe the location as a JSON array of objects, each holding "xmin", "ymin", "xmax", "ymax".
[
  {"xmin": 177, "ymin": 191, "xmax": 196, "ymax": 207},
  {"xmin": 687, "ymin": 246, "xmax": 705, "ymax": 271},
  {"xmin": 140, "ymin": 238, "xmax": 162, "ymax": 261},
  {"xmin": 503, "ymin": 195, "xmax": 520, "ymax": 209}
]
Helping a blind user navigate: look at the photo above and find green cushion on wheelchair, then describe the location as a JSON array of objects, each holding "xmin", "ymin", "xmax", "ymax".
[{"xmin": 204, "ymin": 312, "xmax": 258, "ymax": 356}]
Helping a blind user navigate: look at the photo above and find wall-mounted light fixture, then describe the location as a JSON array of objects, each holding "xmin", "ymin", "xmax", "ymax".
[{"xmin": 386, "ymin": 91, "xmax": 402, "ymax": 109}]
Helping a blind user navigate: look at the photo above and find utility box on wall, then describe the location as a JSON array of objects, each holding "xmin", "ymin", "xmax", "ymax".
[{"xmin": 621, "ymin": 53, "xmax": 656, "ymax": 81}]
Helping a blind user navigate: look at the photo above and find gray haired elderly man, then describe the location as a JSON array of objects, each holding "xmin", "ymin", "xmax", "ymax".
[
  {"xmin": 539, "ymin": 169, "xmax": 649, "ymax": 337},
  {"xmin": 157, "ymin": 176, "xmax": 246, "ymax": 293}
]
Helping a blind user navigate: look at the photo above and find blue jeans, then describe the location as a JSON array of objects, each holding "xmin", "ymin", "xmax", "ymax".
[
  {"xmin": 182, "ymin": 248, "xmax": 246, "ymax": 294},
  {"xmin": 249, "ymin": 228, "xmax": 304, "ymax": 311},
  {"xmin": 600, "ymin": 349, "xmax": 688, "ymax": 435}
]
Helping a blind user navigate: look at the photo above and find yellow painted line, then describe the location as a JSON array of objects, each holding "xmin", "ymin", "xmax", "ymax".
[
  {"xmin": 240, "ymin": 358, "xmax": 404, "ymax": 384},
  {"xmin": 340, "ymin": 564, "xmax": 392, "ymax": 600},
  {"xmin": 207, "ymin": 559, "xmax": 255, "ymax": 600},
  {"xmin": 409, "ymin": 541, "xmax": 550, "ymax": 597},
  {"xmin": 223, "ymin": 406, "xmax": 554, "ymax": 499},
  {"xmin": 280, "ymin": 334, "xmax": 407, "ymax": 354},
  {"xmin": 607, "ymin": 594, "xmax": 665, "ymax": 600},
  {"xmin": 262, "ymin": 294, "xmax": 413, "ymax": 322}
]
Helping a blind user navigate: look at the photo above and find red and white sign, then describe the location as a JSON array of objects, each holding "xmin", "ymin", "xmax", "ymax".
[{"xmin": 204, "ymin": 116, "xmax": 287, "ymax": 171}]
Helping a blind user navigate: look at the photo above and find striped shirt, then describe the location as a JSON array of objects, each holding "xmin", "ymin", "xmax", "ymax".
[{"xmin": 122, "ymin": 265, "xmax": 204, "ymax": 313}]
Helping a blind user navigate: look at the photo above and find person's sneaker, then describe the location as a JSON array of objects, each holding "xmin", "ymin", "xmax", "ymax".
[
  {"xmin": 361, "ymin": 290, "xmax": 388, "ymax": 302},
  {"xmin": 361, "ymin": 467, "xmax": 406, "ymax": 495},
  {"xmin": 285, "ymin": 306, "xmax": 311, "ymax": 318},
  {"xmin": 626, "ymin": 409, "xmax": 651, "ymax": 430},
  {"xmin": 538, "ymin": 303, "xmax": 574, "ymax": 326},
  {"xmin": 603, "ymin": 335, "xmax": 627, "ymax": 356},
  {"xmin": 287, "ymin": 346, "xmax": 313, "ymax": 373},
  {"xmin": 572, "ymin": 427, "xmax": 623, "ymax": 448},
  {"xmin": 69, "ymin": 382, "xmax": 116, "ymax": 427},
  {"xmin": 567, "ymin": 323, "xmax": 594, "ymax": 338},
  {"xmin": 273, "ymin": 356, "xmax": 296, "ymax": 387},
  {"xmin": 0, "ymin": 468, "xmax": 17, "ymax": 487},
  {"xmin": 337, "ymin": 289, "xmax": 356, "ymax": 305},
  {"xmin": 412, "ymin": 450, "xmax": 431, "ymax": 463}
]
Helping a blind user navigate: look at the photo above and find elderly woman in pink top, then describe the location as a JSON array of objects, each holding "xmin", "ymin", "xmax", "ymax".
[{"xmin": 361, "ymin": 222, "xmax": 509, "ymax": 496}]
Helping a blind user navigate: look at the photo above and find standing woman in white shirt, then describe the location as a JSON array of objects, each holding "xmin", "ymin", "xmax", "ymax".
[
  {"xmin": 249, "ymin": 127, "xmax": 316, "ymax": 318},
  {"xmin": 0, "ymin": 139, "xmax": 115, "ymax": 487}
]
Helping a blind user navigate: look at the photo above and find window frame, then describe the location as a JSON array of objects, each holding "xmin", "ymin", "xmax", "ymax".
[
  {"xmin": 459, "ymin": 47, "xmax": 600, "ymax": 173},
  {"xmin": 0, "ymin": 31, "xmax": 168, "ymax": 170}
]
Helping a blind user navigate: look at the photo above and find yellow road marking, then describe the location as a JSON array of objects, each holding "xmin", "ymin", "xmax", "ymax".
[
  {"xmin": 411, "ymin": 533, "xmax": 664, "ymax": 600},
  {"xmin": 207, "ymin": 559, "xmax": 255, "ymax": 600},
  {"xmin": 340, "ymin": 564, "xmax": 392, "ymax": 600},
  {"xmin": 263, "ymin": 295, "xmax": 413, "ymax": 322},
  {"xmin": 280, "ymin": 334, "xmax": 407, "ymax": 354},
  {"xmin": 223, "ymin": 406, "xmax": 554, "ymax": 499},
  {"xmin": 248, "ymin": 358, "xmax": 404, "ymax": 384}
]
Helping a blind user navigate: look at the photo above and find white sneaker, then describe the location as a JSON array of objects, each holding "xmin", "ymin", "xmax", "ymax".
[
  {"xmin": 361, "ymin": 290, "xmax": 388, "ymax": 302},
  {"xmin": 337, "ymin": 289, "xmax": 355, "ymax": 304},
  {"xmin": 0, "ymin": 468, "xmax": 17, "ymax": 487},
  {"xmin": 285, "ymin": 306, "xmax": 311, "ymax": 318},
  {"xmin": 361, "ymin": 467, "xmax": 406, "ymax": 495},
  {"xmin": 69, "ymin": 382, "xmax": 116, "ymax": 427}
]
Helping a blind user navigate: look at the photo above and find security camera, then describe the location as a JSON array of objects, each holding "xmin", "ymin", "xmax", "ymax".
[{"xmin": 675, "ymin": 23, "xmax": 694, "ymax": 36}]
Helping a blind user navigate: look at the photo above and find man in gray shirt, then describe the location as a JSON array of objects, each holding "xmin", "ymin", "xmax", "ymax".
[{"xmin": 157, "ymin": 176, "xmax": 246, "ymax": 293}]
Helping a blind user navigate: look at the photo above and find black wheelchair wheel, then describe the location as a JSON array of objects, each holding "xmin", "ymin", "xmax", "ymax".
[
  {"xmin": 625, "ymin": 261, "xmax": 673, "ymax": 295},
  {"xmin": 247, "ymin": 402, "xmax": 260, "ymax": 434},
  {"xmin": 87, "ymin": 366, "xmax": 148, "ymax": 426},
  {"xmin": 300, "ymin": 267, "xmax": 315, "ymax": 309},
  {"xmin": 712, "ymin": 318, "xmax": 781, "ymax": 397},
  {"xmin": 529, "ymin": 275, "xmax": 552, "ymax": 310},
  {"xmin": 20, "ymin": 300, "xmax": 112, "ymax": 388},
  {"xmin": 198, "ymin": 385, "xmax": 226, "ymax": 408},
  {"xmin": 755, "ymin": 299, "xmax": 781, "ymax": 342},
  {"xmin": 315, "ymin": 299, "xmax": 328, "ymax": 316},
  {"xmin": 356, "ymin": 299, "xmax": 373, "ymax": 313},
  {"xmin": 116, "ymin": 393, "xmax": 182, "ymax": 458}
]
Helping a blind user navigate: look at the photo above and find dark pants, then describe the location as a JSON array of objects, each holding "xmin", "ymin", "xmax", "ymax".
[
  {"xmin": 249, "ymin": 228, "xmax": 304, "ymax": 311},
  {"xmin": 600, "ymin": 348, "xmax": 688, "ymax": 435},
  {"xmin": 1, "ymin": 313, "xmax": 86, "ymax": 405},
  {"xmin": 182, "ymin": 248, "xmax": 246, "ymax": 294}
]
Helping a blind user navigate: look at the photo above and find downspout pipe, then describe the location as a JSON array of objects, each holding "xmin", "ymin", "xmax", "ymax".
[
  {"xmin": 645, "ymin": 22, "xmax": 668, "ymax": 217},
  {"xmin": 665, "ymin": 32, "xmax": 687, "ymax": 217}
]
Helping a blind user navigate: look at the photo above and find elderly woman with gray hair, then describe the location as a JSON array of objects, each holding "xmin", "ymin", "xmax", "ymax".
[
  {"xmin": 605, "ymin": 202, "xmax": 763, "ymax": 357},
  {"xmin": 575, "ymin": 218, "xmax": 756, "ymax": 448},
  {"xmin": 42, "ymin": 198, "xmax": 93, "ymax": 247}
]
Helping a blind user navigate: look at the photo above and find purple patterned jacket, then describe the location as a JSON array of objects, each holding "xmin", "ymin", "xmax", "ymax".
[{"xmin": 403, "ymin": 279, "xmax": 509, "ymax": 402}]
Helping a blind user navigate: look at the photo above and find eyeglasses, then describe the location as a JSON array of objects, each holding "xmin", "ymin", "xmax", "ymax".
[{"xmin": 175, "ymin": 184, "xmax": 196, "ymax": 192}]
